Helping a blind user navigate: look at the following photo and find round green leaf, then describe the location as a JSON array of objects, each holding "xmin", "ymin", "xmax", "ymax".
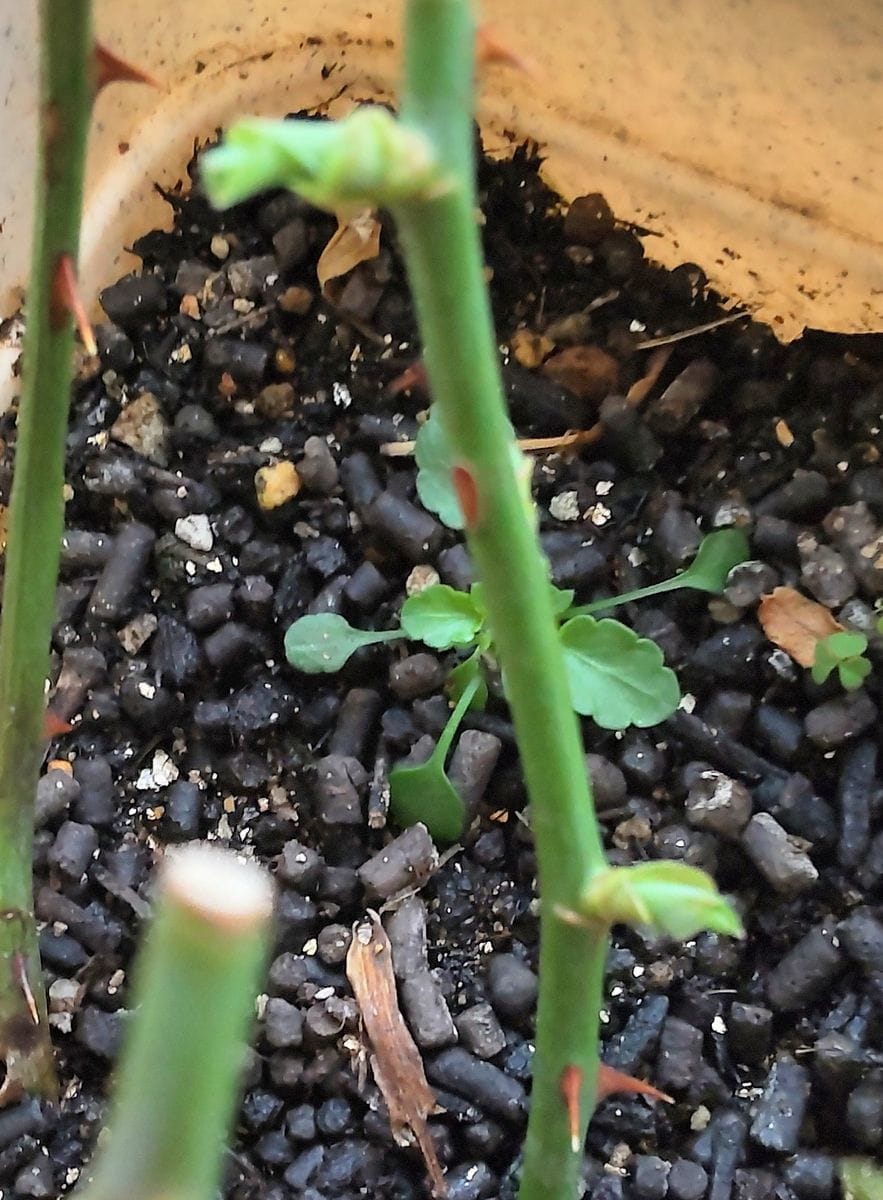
[
  {"xmin": 559, "ymin": 615, "xmax": 680, "ymax": 729},
  {"xmin": 839, "ymin": 655, "xmax": 872, "ymax": 691},
  {"xmin": 826, "ymin": 630, "xmax": 868, "ymax": 658},
  {"xmin": 415, "ymin": 414, "xmax": 464, "ymax": 530},
  {"xmin": 684, "ymin": 528, "xmax": 751, "ymax": 593},
  {"xmin": 842, "ymin": 1160, "xmax": 883, "ymax": 1200},
  {"xmin": 284, "ymin": 614, "xmax": 400, "ymax": 673},
  {"xmin": 401, "ymin": 584, "xmax": 485, "ymax": 649}
]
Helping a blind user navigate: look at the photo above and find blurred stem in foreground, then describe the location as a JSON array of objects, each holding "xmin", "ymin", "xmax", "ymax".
[
  {"xmin": 0, "ymin": 0, "xmax": 93, "ymax": 1103},
  {"xmin": 79, "ymin": 845, "xmax": 273, "ymax": 1200}
]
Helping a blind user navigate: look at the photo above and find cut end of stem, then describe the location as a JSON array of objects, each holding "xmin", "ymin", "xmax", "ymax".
[{"xmin": 163, "ymin": 844, "xmax": 274, "ymax": 932}]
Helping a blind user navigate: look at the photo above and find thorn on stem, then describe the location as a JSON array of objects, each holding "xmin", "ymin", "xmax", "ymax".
[
  {"xmin": 476, "ymin": 24, "xmax": 536, "ymax": 75},
  {"xmin": 559, "ymin": 1064, "xmax": 582, "ymax": 1153},
  {"xmin": 387, "ymin": 360, "xmax": 429, "ymax": 398},
  {"xmin": 451, "ymin": 464, "xmax": 480, "ymax": 527},
  {"xmin": 596, "ymin": 1062, "xmax": 674, "ymax": 1106},
  {"xmin": 94, "ymin": 43, "xmax": 159, "ymax": 92},
  {"xmin": 51, "ymin": 255, "xmax": 97, "ymax": 356}
]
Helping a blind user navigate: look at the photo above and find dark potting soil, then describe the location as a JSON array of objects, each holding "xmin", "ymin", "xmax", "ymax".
[{"xmin": 3, "ymin": 139, "xmax": 883, "ymax": 1200}]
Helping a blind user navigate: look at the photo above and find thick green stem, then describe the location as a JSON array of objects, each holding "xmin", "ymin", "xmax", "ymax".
[
  {"xmin": 80, "ymin": 846, "xmax": 273, "ymax": 1200},
  {"xmin": 396, "ymin": 3, "xmax": 608, "ymax": 1196},
  {"xmin": 0, "ymin": 0, "xmax": 93, "ymax": 1101}
]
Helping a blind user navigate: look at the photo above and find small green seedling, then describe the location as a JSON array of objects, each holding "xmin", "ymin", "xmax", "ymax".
[
  {"xmin": 284, "ymin": 529, "xmax": 748, "ymax": 731},
  {"xmin": 388, "ymin": 674, "xmax": 480, "ymax": 840},
  {"xmin": 811, "ymin": 630, "xmax": 871, "ymax": 691}
]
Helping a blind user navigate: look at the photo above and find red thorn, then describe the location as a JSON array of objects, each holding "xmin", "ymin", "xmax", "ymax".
[
  {"xmin": 476, "ymin": 23, "xmax": 536, "ymax": 75},
  {"xmin": 94, "ymin": 43, "xmax": 158, "ymax": 92},
  {"xmin": 597, "ymin": 1063, "xmax": 674, "ymax": 1106},
  {"xmin": 51, "ymin": 255, "xmax": 97, "ymax": 356},
  {"xmin": 451, "ymin": 464, "xmax": 481, "ymax": 528},
  {"xmin": 387, "ymin": 360, "xmax": 429, "ymax": 398},
  {"xmin": 43, "ymin": 711, "xmax": 73, "ymax": 740},
  {"xmin": 560, "ymin": 1065, "xmax": 583, "ymax": 1153}
]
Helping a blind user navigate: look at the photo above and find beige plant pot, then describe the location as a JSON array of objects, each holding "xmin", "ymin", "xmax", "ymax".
[{"xmin": 1, "ymin": 0, "xmax": 881, "ymax": 367}]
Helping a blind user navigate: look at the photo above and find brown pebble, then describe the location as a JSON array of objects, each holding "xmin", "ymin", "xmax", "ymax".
[
  {"xmin": 541, "ymin": 344, "xmax": 619, "ymax": 403},
  {"xmin": 256, "ymin": 382, "xmax": 296, "ymax": 418}
]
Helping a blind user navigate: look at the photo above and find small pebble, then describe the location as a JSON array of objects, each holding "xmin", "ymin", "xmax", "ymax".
[
  {"xmin": 99, "ymin": 271, "xmax": 166, "ymax": 325},
  {"xmin": 837, "ymin": 740, "xmax": 876, "ymax": 868},
  {"xmin": 727, "ymin": 1002, "xmax": 772, "ymax": 1066},
  {"xmin": 805, "ymin": 689, "xmax": 877, "ymax": 750},
  {"xmin": 365, "ymin": 491, "xmax": 443, "ymax": 563},
  {"xmin": 631, "ymin": 1154, "xmax": 671, "ymax": 1200},
  {"xmin": 685, "ymin": 770, "xmax": 753, "ymax": 838},
  {"xmin": 766, "ymin": 924, "xmax": 844, "ymax": 1012},
  {"xmin": 837, "ymin": 908, "xmax": 883, "ymax": 973},
  {"xmin": 741, "ymin": 813, "xmax": 818, "ymax": 897},
  {"xmin": 455, "ymin": 1003, "xmax": 507, "ymax": 1060},
  {"xmin": 486, "ymin": 953, "xmax": 538, "ymax": 1021},
  {"xmin": 389, "ymin": 653, "xmax": 446, "ymax": 700},
  {"xmin": 724, "ymin": 560, "xmax": 779, "ymax": 608},
  {"xmin": 88, "ymin": 522, "xmax": 155, "ymax": 623},
  {"xmin": 263, "ymin": 997, "xmax": 305, "ymax": 1049},
  {"xmin": 657, "ymin": 1017, "xmax": 703, "ymax": 1091},
  {"xmin": 358, "ymin": 824, "xmax": 438, "ymax": 899},
  {"xmin": 646, "ymin": 359, "xmax": 717, "ymax": 434},
  {"xmin": 847, "ymin": 1080, "xmax": 883, "ymax": 1149},
  {"xmin": 255, "ymin": 461, "xmax": 301, "ymax": 510},
  {"xmin": 668, "ymin": 1158, "xmax": 708, "ymax": 1200},
  {"xmin": 49, "ymin": 820, "xmax": 97, "ymax": 881},
  {"xmin": 784, "ymin": 1152, "xmax": 835, "ymax": 1200},
  {"xmin": 749, "ymin": 1055, "xmax": 810, "ymax": 1152},
  {"xmin": 314, "ymin": 755, "xmax": 367, "ymax": 826},
  {"xmin": 427, "ymin": 1047, "xmax": 527, "ymax": 1123}
]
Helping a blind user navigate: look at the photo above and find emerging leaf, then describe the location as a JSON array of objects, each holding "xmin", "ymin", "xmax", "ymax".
[
  {"xmin": 559, "ymin": 616, "xmax": 680, "ymax": 729},
  {"xmin": 839, "ymin": 656, "xmax": 872, "ymax": 691},
  {"xmin": 581, "ymin": 861, "xmax": 743, "ymax": 939},
  {"xmin": 415, "ymin": 413, "xmax": 464, "ymax": 530},
  {"xmin": 400, "ymin": 584, "xmax": 485, "ymax": 650},
  {"xmin": 284, "ymin": 613, "xmax": 400, "ymax": 673},
  {"xmin": 202, "ymin": 108, "xmax": 449, "ymax": 212}
]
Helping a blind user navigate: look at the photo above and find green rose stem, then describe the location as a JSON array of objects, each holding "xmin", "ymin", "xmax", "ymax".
[
  {"xmin": 203, "ymin": 3, "xmax": 739, "ymax": 1196},
  {"xmin": 393, "ymin": 4, "xmax": 608, "ymax": 1196},
  {"xmin": 79, "ymin": 846, "xmax": 273, "ymax": 1200},
  {"xmin": 0, "ymin": 0, "xmax": 94, "ymax": 1101}
]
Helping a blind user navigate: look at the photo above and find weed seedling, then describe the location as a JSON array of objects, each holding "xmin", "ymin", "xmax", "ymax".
[{"xmin": 812, "ymin": 630, "xmax": 872, "ymax": 691}]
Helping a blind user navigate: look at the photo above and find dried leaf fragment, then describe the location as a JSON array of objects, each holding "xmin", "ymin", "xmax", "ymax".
[
  {"xmin": 758, "ymin": 585, "xmax": 843, "ymax": 667},
  {"xmin": 346, "ymin": 912, "xmax": 446, "ymax": 1197},
  {"xmin": 317, "ymin": 210, "xmax": 382, "ymax": 296}
]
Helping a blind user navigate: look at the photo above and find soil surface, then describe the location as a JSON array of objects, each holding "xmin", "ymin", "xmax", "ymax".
[{"xmin": 2, "ymin": 141, "xmax": 883, "ymax": 1200}]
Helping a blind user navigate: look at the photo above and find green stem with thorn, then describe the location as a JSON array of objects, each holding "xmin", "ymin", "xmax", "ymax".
[
  {"xmin": 0, "ymin": 0, "xmax": 94, "ymax": 1101},
  {"xmin": 393, "ymin": 4, "xmax": 607, "ymax": 1196}
]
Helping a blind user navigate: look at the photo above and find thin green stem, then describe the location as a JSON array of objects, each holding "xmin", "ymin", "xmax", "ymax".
[
  {"xmin": 396, "ymin": 3, "xmax": 608, "ymax": 1196},
  {"xmin": 0, "ymin": 0, "xmax": 93, "ymax": 1100},
  {"xmin": 567, "ymin": 574, "xmax": 686, "ymax": 617},
  {"xmin": 80, "ymin": 847, "xmax": 272, "ymax": 1200},
  {"xmin": 431, "ymin": 673, "xmax": 480, "ymax": 764}
]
